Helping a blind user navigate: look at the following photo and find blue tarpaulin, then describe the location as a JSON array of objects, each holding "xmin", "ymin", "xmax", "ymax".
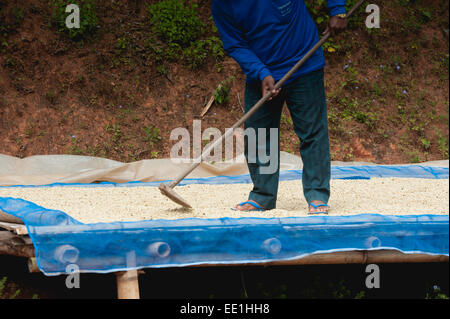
[{"xmin": 0, "ymin": 165, "xmax": 448, "ymax": 275}]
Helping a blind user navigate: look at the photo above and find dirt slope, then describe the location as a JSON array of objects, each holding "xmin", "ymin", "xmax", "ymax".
[{"xmin": 0, "ymin": 0, "xmax": 448, "ymax": 164}]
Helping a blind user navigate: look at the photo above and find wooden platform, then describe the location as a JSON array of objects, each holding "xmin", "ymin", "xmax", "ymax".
[{"xmin": 1, "ymin": 212, "xmax": 448, "ymax": 299}]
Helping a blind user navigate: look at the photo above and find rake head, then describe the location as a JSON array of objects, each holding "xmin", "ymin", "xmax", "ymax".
[{"xmin": 158, "ymin": 183, "xmax": 192, "ymax": 209}]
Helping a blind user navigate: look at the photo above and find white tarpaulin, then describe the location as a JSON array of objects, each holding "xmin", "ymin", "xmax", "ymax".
[{"xmin": 0, "ymin": 152, "xmax": 447, "ymax": 186}]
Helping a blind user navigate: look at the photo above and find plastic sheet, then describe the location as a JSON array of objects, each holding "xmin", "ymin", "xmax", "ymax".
[
  {"xmin": 0, "ymin": 165, "xmax": 448, "ymax": 276},
  {"xmin": 1, "ymin": 196, "xmax": 448, "ymax": 275},
  {"xmin": 1, "ymin": 165, "xmax": 448, "ymax": 189},
  {"xmin": 1, "ymin": 152, "xmax": 448, "ymax": 186}
]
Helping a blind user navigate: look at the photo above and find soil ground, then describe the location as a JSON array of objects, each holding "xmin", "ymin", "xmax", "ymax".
[{"xmin": 0, "ymin": 0, "xmax": 448, "ymax": 164}]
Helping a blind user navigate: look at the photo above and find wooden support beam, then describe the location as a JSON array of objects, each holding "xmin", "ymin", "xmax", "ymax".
[
  {"xmin": 0, "ymin": 231, "xmax": 35, "ymax": 257},
  {"xmin": 0, "ymin": 210, "xmax": 24, "ymax": 224},
  {"xmin": 27, "ymin": 257, "xmax": 40, "ymax": 273},
  {"xmin": 115, "ymin": 270, "xmax": 140, "ymax": 299},
  {"xmin": 0, "ymin": 243, "xmax": 34, "ymax": 257},
  {"xmin": 0, "ymin": 231, "xmax": 17, "ymax": 241},
  {"xmin": 193, "ymin": 250, "xmax": 449, "ymax": 267},
  {"xmin": 0, "ymin": 231, "xmax": 32, "ymax": 245},
  {"xmin": 0, "ymin": 221, "xmax": 28, "ymax": 235}
]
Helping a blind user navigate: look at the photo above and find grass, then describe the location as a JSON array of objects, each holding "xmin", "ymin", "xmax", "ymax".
[
  {"xmin": 0, "ymin": 276, "xmax": 38, "ymax": 299},
  {"xmin": 51, "ymin": 0, "xmax": 99, "ymax": 40},
  {"xmin": 143, "ymin": 125, "xmax": 161, "ymax": 147},
  {"xmin": 146, "ymin": 0, "xmax": 224, "ymax": 69},
  {"xmin": 437, "ymin": 132, "xmax": 449, "ymax": 159},
  {"xmin": 106, "ymin": 123, "xmax": 122, "ymax": 143},
  {"xmin": 148, "ymin": 0, "xmax": 203, "ymax": 47},
  {"xmin": 67, "ymin": 137, "xmax": 84, "ymax": 155},
  {"xmin": 426, "ymin": 285, "xmax": 450, "ymax": 299},
  {"xmin": 337, "ymin": 98, "xmax": 379, "ymax": 131},
  {"xmin": 115, "ymin": 37, "xmax": 128, "ymax": 51},
  {"xmin": 213, "ymin": 76, "xmax": 234, "ymax": 105},
  {"xmin": 0, "ymin": 5, "xmax": 25, "ymax": 52}
]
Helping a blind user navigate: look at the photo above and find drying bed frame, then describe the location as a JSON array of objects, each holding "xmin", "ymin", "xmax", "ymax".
[{"xmin": 0, "ymin": 165, "xmax": 448, "ymax": 299}]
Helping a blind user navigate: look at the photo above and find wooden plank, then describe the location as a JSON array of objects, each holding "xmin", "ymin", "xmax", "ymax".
[
  {"xmin": 0, "ymin": 230, "xmax": 34, "ymax": 257},
  {"xmin": 0, "ymin": 238, "xmax": 35, "ymax": 258},
  {"xmin": 0, "ymin": 210, "xmax": 24, "ymax": 224},
  {"xmin": 191, "ymin": 250, "xmax": 449, "ymax": 267},
  {"xmin": 0, "ymin": 231, "xmax": 32, "ymax": 245},
  {"xmin": 25, "ymin": 250, "xmax": 448, "ymax": 278},
  {"xmin": 0, "ymin": 231, "xmax": 16, "ymax": 241},
  {"xmin": 0, "ymin": 221, "xmax": 28, "ymax": 235}
]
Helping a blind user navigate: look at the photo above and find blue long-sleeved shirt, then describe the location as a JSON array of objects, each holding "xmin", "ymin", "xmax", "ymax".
[{"xmin": 211, "ymin": 0, "xmax": 346, "ymax": 84}]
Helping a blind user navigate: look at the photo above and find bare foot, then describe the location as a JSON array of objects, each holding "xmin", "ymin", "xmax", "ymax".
[
  {"xmin": 234, "ymin": 200, "xmax": 265, "ymax": 211},
  {"xmin": 308, "ymin": 200, "xmax": 329, "ymax": 214}
]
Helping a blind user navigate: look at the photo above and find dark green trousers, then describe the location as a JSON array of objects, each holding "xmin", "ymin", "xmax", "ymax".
[{"xmin": 244, "ymin": 69, "xmax": 330, "ymax": 209}]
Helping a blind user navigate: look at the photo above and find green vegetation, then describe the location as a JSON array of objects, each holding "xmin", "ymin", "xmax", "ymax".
[
  {"xmin": 183, "ymin": 36, "xmax": 224, "ymax": 69},
  {"xmin": 426, "ymin": 285, "xmax": 449, "ymax": 299},
  {"xmin": 147, "ymin": 0, "xmax": 224, "ymax": 69},
  {"xmin": 0, "ymin": 4, "xmax": 25, "ymax": 52},
  {"xmin": 214, "ymin": 76, "xmax": 234, "ymax": 105},
  {"xmin": 0, "ymin": 276, "xmax": 20, "ymax": 299},
  {"xmin": 0, "ymin": 276, "xmax": 38, "ymax": 299},
  {"xmin": 143, "ymin": 125, "xmax": 161, "ymax": 147},
  {"xmin": 51, "ymin": 0, "xmax": 98, "ymax": 40},
  {"xmin": 115, "ymin": 37, "xmax": 128, "ymax": 51},
  {"xmin": 67, "ymin": 136, "xmax": 85, "ymax": 155},
  {"xmin": 338, "ymin": 98, "xmax": 378, "ymax": 131},
  {"xmin": 148, "ymin": 0, "xmax": 203, "ymax": 47},
  {"xmin": 437, "ymin": 132, "xmax": 449, "ymax": 159},
  {"xmin": 106, "ymin": 123, "xmax": 123, "ymax": 143}
]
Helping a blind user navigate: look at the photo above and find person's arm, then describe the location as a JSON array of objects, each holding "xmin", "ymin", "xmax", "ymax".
[
  {"xmin": 327, "ymin": 0, "xmax": 347, "ymax": 17},
  {"xmin": 211, "ymin": 3, "xmax": 280, "ymax": 98},
  {"xmin": 324, "ymin": 0, "xmax": 348, "ymax": 36},
  {"xmin": 211, "ymin": 3, "xmax": 269, "ymax": 82}
]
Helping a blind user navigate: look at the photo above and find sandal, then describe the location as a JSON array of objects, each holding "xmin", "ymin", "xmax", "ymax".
[
  {"xmin": 231, "ymin": 201, "xmax": 266, "ymax": 212},
  {"xmin": 308, "ymin": 202, "xmax": 329, "ymax": 215}
]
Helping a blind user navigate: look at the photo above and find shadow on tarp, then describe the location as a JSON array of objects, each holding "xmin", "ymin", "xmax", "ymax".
[{"xmin": 0, "ymin": 165, "xmax": 448, "ymax": 276}]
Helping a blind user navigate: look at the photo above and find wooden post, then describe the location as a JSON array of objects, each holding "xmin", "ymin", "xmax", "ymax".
[
  {"xmin": 116, "ymin": 251, "xmax": 140, "ymax": 299},
  {"xmin": 27, "ymin": 257, "xmax": 40, "ymax": 273},
  {"xmin": 116, "ymin": 270, "xmax": 140, "ymax": 299},
  {"xmin": 31, "ymin": 257, "xmax": 141, "ymax": 299}
]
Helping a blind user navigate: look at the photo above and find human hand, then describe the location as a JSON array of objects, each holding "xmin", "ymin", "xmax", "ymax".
[
  {"xmin": 323, "ymin": 15, "xmax": 347, "ymax": 36},
  {"xmin": 261, "ymin": 75, "xmax": 281, "ymax": 100}
]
